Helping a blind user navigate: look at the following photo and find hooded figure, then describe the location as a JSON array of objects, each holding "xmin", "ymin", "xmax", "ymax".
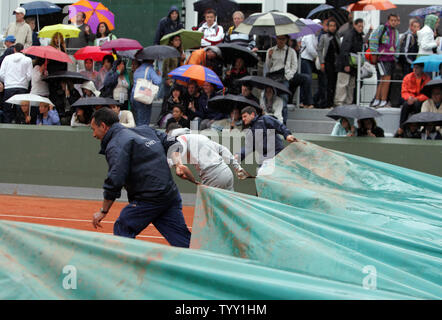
[
  {"xmin": 331, "ymin": 117, "xmax": 356, "ymax": 137},
  {"xmin": 154, "ymin": 6, "xmax": 184, "ymax": 45},
  {"xmin": 417, "ymin": 14, "xmax": 439, "ymax": 56}
]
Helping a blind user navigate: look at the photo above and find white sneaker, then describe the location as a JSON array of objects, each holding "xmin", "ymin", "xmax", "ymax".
[{"xmin": 377, "ymin": 100, "xmax": 387, "ymax": 108}]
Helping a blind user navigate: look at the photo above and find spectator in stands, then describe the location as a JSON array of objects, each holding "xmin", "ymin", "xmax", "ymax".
[
  {"xmin": 66, "ymin": 12, "xmax": 96, "ymax": 50},
  {"xmin": 265, "ymin": 34, "xmax": 297, "ymax": 124},
  {"xmin": 317, "ymin": 18, "xmax": 341, "ymax": 108},
  {"xmin": 30, "ymin": 57, "xmax": 49, "ymax": 98},
  {"xmin": 197, "ymin": 81, "xmax": 226, "ymax": 130},
  {"xmin": 160, "ymin": 34, "xmax": 186, "ymax": 100},
  {"xmin": 369, "ymin": 13, "xmax": 400, "ymax": 108},
  {"xmin": 49, "ymin": 79, "xmax": 81, "ymax": 126},
  {"xmin": 71, "ymin": 105, "xmax": 93, "ymax": 127},
  {"xmin": 158, "ymin": 85, "xmax": 185, "ymax": 128},
  {"xmin": 81, "ymin": 80, "xmax": 101, "ymax": 97},
  {"xmin": 237, "ymin": 106, "xmax": 298, "ymax": 175},
  {"xmin": 395, "ymin": 63, "xmax": 430, "ymax": 136},
  {"xmin": 110, "ymin": 103, "xmax": 135, "ymax": 128},
  {"xmin": 198, "ymin": 9, "xmax": 224, "ymax": 47},
  {"xmin": 37, "ymin": 102, "xmax": 60, "ymax": 125},
  {"xmin": 47, "ymin": 32, "xmax": 68, "ymax": 74},
  {"xmin": 417, "ymin": 14, "xmax": 439, "ymax": 57},
  {"xmin": 15, "ymin": 100, "xmax": 37, "ymax": 125},
  {"xmin": 421, "ymin": 86, "xmax": 442, "ymax": 114},
  {"xmin": 224, "ymin": 57, "xmax": 249, "ymax": 95},
  {"xmin": 166, "ymin": 105, "xmax": 190, "ymax": 129},
  {"xmin": 4, "ymin": 7, "xmax": 32, "ymax": 49},
  {"xmin": 335, "ymin": 18, "xmax": 364, "ymax": 106},
  {"xmin": 337, "ymin": 12, "xmax": 354, "ymax": 38},
  {"xmin": 240, "ymin": 84, "xmax": 259, "ymax": 105},
  {"xmin": 154, "ymin": 6, "xmax": 183, "ymax": 45},
  {"xmin": 224, "ymin": 11, "xmax": 257, "ymax": 51},
  {"xmin": 0, "ymin": 43, "xmax": 33, "ymax": 123},
  {"xmin": 399, "ymin": 18, "xmax": 420, "ymax": 77},
  {"xmin": 94, "ymin": 22, "xmax": 117, "ymax": 46},
  {"xmin": 313, "ymin": 19, "xmax": 329, "ymax": 109},
  {"xmin": 330, "ymin": 117, "xmax": 356, "ymax": 137},
  {"xmin": 300, "ymin": 21, "xmax": 320, "ymax": 108},
  {"xmin": 421, "ymin": 123, "xmax": 442, "ymax": 140},
  {"xmin": 0, "ymin": 36, "xmax": 16, "ymax": 67},
  {"xmin": 25, "ymin": 17, "xmax": 40, "ymax": 47},
  {"xmin": 357, "ymin": 118, "xmax": 385, "ymax": 137},
  {"xmin": 101, "ymin": 59, "xmax": 131, "ymax": 110},
  {"xmin": 186, "ymin": 46, "xmax": 223, "ymax": 78},
  {"xmin": 130, "ymin": 58, "xmax": 162, "ymax": 126},
  {"xmin": 182, "ymin": 80, "xmax": 201, "ymax": 123},
  {"xmin": 260, "ymin": 86, "xmax": 283, "ymax": 123},
  {"xmin": 80, "ymin": 58, "xmax": 99, "ymax": 87},
  {"xmin": 97, "ymin": 55, "xmax": 114, "ymax": 90},
  {"xmin": 288, "ymin": 38, "xmax": 313, "ymax": 109},
  {"xmin": 394, "ymin": 122, "xmax": 421, "ymax": 139},
  {"xmin": 211, "ymin": 106, "xmax": 243, "ymax": 132}
]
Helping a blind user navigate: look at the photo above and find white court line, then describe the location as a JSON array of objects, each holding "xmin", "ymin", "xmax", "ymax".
[{"xmin": 0, "ymin": 214, "xmax": 192, "ymax": 229}]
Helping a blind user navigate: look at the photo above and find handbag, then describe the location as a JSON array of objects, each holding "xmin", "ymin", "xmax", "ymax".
[
  {"xmin": 266, "ymin": 47, "xmax": 289, "ymax": 82},
  {"xmin": 133, "ymin": 66, "xmax": 159, "ymax": 105}
]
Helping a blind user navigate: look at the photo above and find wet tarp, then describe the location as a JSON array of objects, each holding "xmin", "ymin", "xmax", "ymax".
[{"xmin": 0, "ymin": 220, "xmax": 415, "ymax": 299}]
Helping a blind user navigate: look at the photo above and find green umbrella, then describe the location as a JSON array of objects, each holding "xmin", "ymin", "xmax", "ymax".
[{"xmin": 160, "ymin": 29, "xmax": 204, "ymax": 51}]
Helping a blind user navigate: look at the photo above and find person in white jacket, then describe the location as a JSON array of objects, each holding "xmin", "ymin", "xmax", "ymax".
[
  {"xmin": 300, "ymin": 21, "xmax": 320, "ymax": 108},
  {"xmin": 0, "ymin": 43, "xmax": 32, "ymax": 123},
  {"xmin": 166, "ymin": 125, "xmax": 248, "ymax": 191},
  {"xmin": 259, "ymin": 86, "xmax": 283, "ymax": 123},
  {"xmin": 198, "ymin": 9, "xmax": 224, "ymax": 47},
  {"xmin": 417, "ymin": 14, "xmax": 439, "ymax": 56}
]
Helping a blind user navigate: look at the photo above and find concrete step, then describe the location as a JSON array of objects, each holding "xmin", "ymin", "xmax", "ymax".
[
  {"xmin": 287, "ymin": 107, "xmax": 334, "ymax": 121},
  {"xmin": 287, "ymin": 119, "xmax": 336, "ymax": 135}
]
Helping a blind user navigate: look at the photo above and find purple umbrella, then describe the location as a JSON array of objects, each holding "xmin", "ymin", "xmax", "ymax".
[
  {"xmin": 100, "ymin": 38, "xmax": 143, "ymax": 51},
  {"xmin": 290, "ymin": 18, "xmax": 323, "ymax": 39},
  {"xmin": 69, "ymin": 0, "xmax": 115, "ymax": 34}
]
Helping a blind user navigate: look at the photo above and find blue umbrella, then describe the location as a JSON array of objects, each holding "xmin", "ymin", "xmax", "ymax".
[
  {"xmin": 21, "ymin": 1, "xmax": 62, "ymax": 31},
  {"xmin": 409, "ymin": 6, "xmax": 442, "ymax": 18},
  {"xmin": 412, "ymin": 55, "xmax": 442, "ymax": 73}
]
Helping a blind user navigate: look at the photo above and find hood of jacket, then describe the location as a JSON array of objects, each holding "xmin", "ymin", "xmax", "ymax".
[
  {"xmin": 168, "ymin": 5, "xmax": 180, "ymax": 20},
  {"xmin": 11, "ymin": 52, "xmax": 27, "ymax": 63},
  {"xmin": 424, "ymin": 14, "xmax": 438, "ymax": 30}
]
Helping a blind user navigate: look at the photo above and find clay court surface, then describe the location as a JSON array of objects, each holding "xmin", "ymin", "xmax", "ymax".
[{"xmin": 0, "ymin": 195, "xmax": 195, "ymax": 245}]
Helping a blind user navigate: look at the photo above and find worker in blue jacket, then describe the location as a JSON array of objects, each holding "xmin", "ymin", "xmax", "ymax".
[{"xmin": 90, "ymin": 107, "xmax": 194, "ymax": 247}]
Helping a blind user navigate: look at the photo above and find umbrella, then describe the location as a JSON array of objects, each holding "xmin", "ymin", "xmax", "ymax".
[
  {"xmin": 306, "ymin": 4, "xmax": 349, "ymax": 26},
  {"xmin": 21, "ymin": 1, "xmax": 62, "ymax": 31},
  {"xmin": 69, "ymin": 0, "xmax": 115, "ymax": 32},
  {"xmin": 22, "ymin": 46, "xmax": 73, "ymax": 63},
  {"xmin": 160, "ymin": 29, "xmax": 204, "ymax": 51},
  {"xmin": 421, "ymin": 79, "xmax": 442, "ymax": 98},
  {"xmin": 43, "ymin": 71, "xmax": 90, "ymax": 84},
  {"xmin": 74, "ymin": 46, "xmax": 112, "ymax": 61},
  {"xmin": 289, "ymin": 18, "xmax": 323, "ymax": 39},
  {"xmin": 72, "ymin": 97, "xmax": 119, "ymax": 108},
  {"xmin": 100, "ymin": 38, "xmax": 143, "ymax": 51},
  {"xmin": 347, "ymin": 0, "xmax": 396, "ymax": 12},
  {"xmin": 326, "ymin": 0, "xmax": 359, "ymax": 8},
  {"xmin": 412, "ymin": 55, "xmax": 442, "ymax": 73},
  {"xmin": 116, "ymin": 50, "xmax": 140, "ymax": 60},
  {"xmin": 326, "ymin": 105, "xmax": 382, "ymax": 121},
  {"xmin": 38, "ymin": 24, "xmax": 81, "ymax": 39},
  {"xmin": 208, "ymin": 94, "xmax": 261, "ymax": 112},
  {"xmin": 234, "ymin": 75, "xmax": 291, "ymax": 95},
  {"xmin": 409, "ymin": 6, "xmax": 442, "ymax": 18},
  {"xmin": 403, "ymin": 112, "xmax": 442, "ymax": 126},
  {"xmin": 135, "ymin": 45, "xmax": 181, "ymax": 61},
  {"xmin": 235, "ymin": 11, "xmax": 306, "ymax": 36},
  {"xmin": 168, "ymin": 64, "xmax": 224, "ymax": 89},
  {"xmin": 216, "ymin": 43, "xmax": 259, "ymax": 67},
  {"xmin": 6, "ymin": 94, "xmax": 54, "ymax": 107},
  {"xmin": 193, "ymin": 0, "xmax": 239, "ymax": 20}
]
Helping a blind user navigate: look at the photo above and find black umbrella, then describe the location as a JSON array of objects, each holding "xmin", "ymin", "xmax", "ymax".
[
  {"xmin": 216, "ymin": 43, "xmax": 259, "ymax": 67},
  {"xmin": 193, "ymin": 0, "xmax": 239, "ymax": 20},
  {"xmin": 421, "ymin": 79, "xmax": 442, "ymax": 99},
  {"xmin": 43, "ymin": 71, "xmax": 89, "ymax": 84},
  {"xmin": 117, "ymin": 49, "xmax": 141, "ymax": 60},
  {"xmin": 403, "ymin": 112, "xmax": 442, "ymax": 126},
  {"xmin": 326, "ymin": 105, "xmax": 382, "ymax": 120},
  {"xmin": 135, "ymin": 45, "xmax": 181, "ymax": 61},
  {"xmin": 235, "ymin": 75, "xmax": 291, "ymax": 95},
  {"xmin": 208, "ymin": 94, "xmax": 261, "ymax": 112},
  {"xmin": 72, "ymin": 97, "xmax": 120, "ymax": 108},
  {"xmin": 306, "ymin": 4, "xmax": 349, "ymax": 27}
]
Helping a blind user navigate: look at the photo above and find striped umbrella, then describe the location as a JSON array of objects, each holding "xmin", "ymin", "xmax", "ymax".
[
  {"xmin": 409, "ymin": 6, "xmax": 442, "ymax": 18},
  {"xmin": 235, "ymin": 11, "xmax": 305, "ymax": 36},
  {"xmin": 69, "ymin": 0, "xmax": 115, "ymax": 33},
  {"xmin": 168, "ymin": 65, "xmax": 224, "ymax": 89}
]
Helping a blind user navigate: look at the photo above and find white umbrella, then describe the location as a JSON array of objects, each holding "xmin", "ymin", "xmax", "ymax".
[
  {"xmin": 6, "ymin": 94, "xmax": 54, "ymax": 107},
  {"xmin": 235, "ymin": 11, "xmax": 305, "ymax": 36}
]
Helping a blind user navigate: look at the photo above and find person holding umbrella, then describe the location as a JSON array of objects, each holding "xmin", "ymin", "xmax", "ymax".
[
  {"xmin": 417, "ymin": 14, "xmax": 439, "ymax": 57},
  {"xmin": 224, "ymin": 11, "xmax": 258, "ymax": 51},
  {"xmin": 186, "ymin": 46, "xmax": 223, "ymax": 78},
  {"xmin": 330, "ymin": 117, "xmax": 356, "ymax": 137},
  {"xmin": 357, "ymin": 118, "xmax": 385, "ymax": 138},
  {"xmin": 30, "ymin": 58, "xmax": 49, "ymax": 98},
  {"xmin": 71, "ymin": 104, "xmax": 94, "ymax": 127},
  {"xmin": 66, "ymin": 12, "xmax": 96, "ymax": 50},
  {"xmin": 37, "ymin": 101, "xmax": 60, "ymax": 126},
  {"xmin": 101, "ymin": 58, "xmax": 131, "ymax": 110},
  {"xmin": 15, "ymin": 100, "xmax": 37, "ymax": 125},
  {"xmin": 94, "ymin": 22, "xmax": 117, "ymax": 47},
  {"xmin": 224, "ymin": 57, "xmax": 249, "ymax": 95}
]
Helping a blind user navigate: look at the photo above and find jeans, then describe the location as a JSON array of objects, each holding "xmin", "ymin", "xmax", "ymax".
[
  {"xmin": 131, "ymin": 96, "xmax": 152, "ymax": 127},
  {"xmin": 2, "ymin": 87, "xmax": 29, "ymax": 123},
  {"xmin": 114, "ymin": 193, "xmax": 191, "ymax": 247}
]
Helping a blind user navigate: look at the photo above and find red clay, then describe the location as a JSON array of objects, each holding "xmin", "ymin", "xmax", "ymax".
[{"xmin": 0, "ymin": 195, "xmax": 194, "ymax": 245}]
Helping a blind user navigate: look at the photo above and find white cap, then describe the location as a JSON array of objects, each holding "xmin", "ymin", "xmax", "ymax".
[{"xmin": 14, "ymin": 7, "xmax": 26, "ymax": 15}]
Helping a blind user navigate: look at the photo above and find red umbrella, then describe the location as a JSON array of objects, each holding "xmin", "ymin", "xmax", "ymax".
[
  {"xmin": 73, "ymin": 46, "xmax": 112, "ymax": 61},
  {"xmin": 100, "ymin": 38, "xmax": 143, "ymax": 51},
  {"xmin": 22, "ymin": 45, "xmax": 73, "ymax": 63}
]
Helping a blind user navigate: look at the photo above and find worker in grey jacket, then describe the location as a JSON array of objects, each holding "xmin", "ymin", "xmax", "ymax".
[{"xmin": 167, "ymin": 125, "xmax": 248, "ymax": 191}]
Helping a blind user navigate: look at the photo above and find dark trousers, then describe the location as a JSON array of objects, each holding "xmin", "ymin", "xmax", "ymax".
[
  {"xmin": 114, "ymin": 193, "xmax": 191, "ymax": 248},
  {"xmin": 289, "ymin": 73, "xmax": 313, "ymax": 106},
  {"xmin": 300, "ymin": 59, "xmax": 314, "ymax": 106},
  {"xmin": 2, "ymin": 87, "xmax": 28, "ymax": 123},
  {"xmin": 313, "ymin": 70, "xmax": 327, "ymax": 108},
  {"xmin": 399, "ymin": 101, "xmax": 422, "ymax": 128},
  {"xmin": 325, "ymin": 63, "xmax": 337, "ymax": 108}
]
